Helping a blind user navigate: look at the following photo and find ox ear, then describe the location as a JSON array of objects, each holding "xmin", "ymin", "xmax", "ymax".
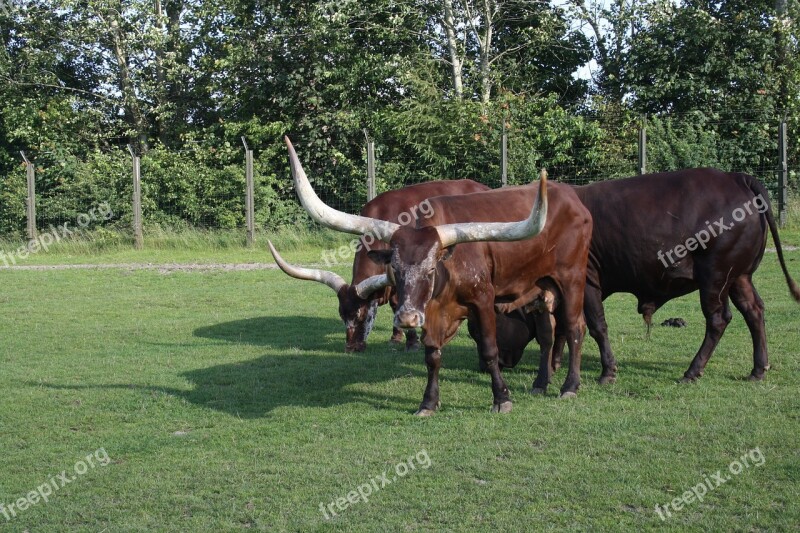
[
  {"xmin": 440, "ymin": 246, "xmax": 456, "ymax": 261},
  {"xmin": 367, "ymin": 249, "xmax": 392, "ymax": 265}
]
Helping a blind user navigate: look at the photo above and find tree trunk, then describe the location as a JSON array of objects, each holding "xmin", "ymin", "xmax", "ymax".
[
  {"xmin": 110, "ymin": 15, "xmax": 148, "ymax": 151},
  {"xmin": 443, "ymin": 0, "xmax": 464, "ymax": 99},
  {"xmin": 478, "ymin": 0, "xmax": 494, "ymax": 105}
]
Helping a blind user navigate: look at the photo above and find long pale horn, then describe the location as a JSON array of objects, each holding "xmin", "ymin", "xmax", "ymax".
[
  {"xmin": 268, "ymin": 240, "xmax": 347, "ymax": 293},
  {"xmin": 435, "ymin": 169, "xmax": 548, "ymax": 248},
  {"xmin": 285, "ymin": 137, "xmax": 399, "ymax": 241},
  {"xmin": 353, "ymin": 274, "xmax": 392, "ymax": 299}
]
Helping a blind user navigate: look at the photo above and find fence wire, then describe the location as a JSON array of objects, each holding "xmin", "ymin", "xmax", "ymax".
[{"xmin": 1, "ymin": 111, "xmax": 797, "ymax": 241}]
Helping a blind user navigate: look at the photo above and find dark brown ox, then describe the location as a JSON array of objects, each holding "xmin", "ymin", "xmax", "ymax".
[
  {"xmin": 285, "ymin": 137, "xmax": 592, "ymax": 414},
  {"xmin": 268, "ymin": 179, "xmax": 489, "ymax": 352},
  {"xmin": 496, "ymin": 169, "xmax": 800, "ymax": 383},
  {"xmin": 469, "ymin": 282, "xmax": 560, "ymax": 371}
]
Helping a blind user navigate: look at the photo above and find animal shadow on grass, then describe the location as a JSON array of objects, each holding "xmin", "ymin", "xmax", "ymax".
[
  {"xmin": 176, "ymin": 315, "xmax": 431, "ymax": 416},
  {"xmin": 194, "ymin": 315, "xmax": 341, "ymax": 350},
  {"xmin": 28, "ymin": 316, "xmax": 433, "ymax": 418},
  {"xmin": 188, "ymin": 316, "xmax": 527, "ymax": 416}
]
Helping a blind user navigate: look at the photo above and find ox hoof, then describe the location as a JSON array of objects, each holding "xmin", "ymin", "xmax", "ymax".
[
  {"xmin": 414, "ymin": 408, "xmax": 436, "ymax": 417},
  {"xmin": 530, "ymin": 387, "xmax": 547, "ymax": 396},
  {"xmin": 748, "ymin": 365, "xmax": 769, "ymax": 381},
  {"xmin": 598, "ymin": 375, "xmax": 616, "ymax": 385},
  {"xmin": 679, "ymin": 376, "xmax": 697, "ymax": 384},
  {"xmin": 559, "ymin": 391, "xmax": 577, "ymax": 399},
  {"xmin": 491, "ymin": 401, "xmax": 513, "ymax": 413},
  {"xmin": 405, "ymin": 341, "xmax": 421, "ymax": 352}
]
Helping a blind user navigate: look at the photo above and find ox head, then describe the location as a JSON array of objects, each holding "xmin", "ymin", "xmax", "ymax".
[
  {"xmin": 285, "ymin": 136, "xmax": 547, "ymax": 332},
  {"xmin": 268, "ymin": 241, "xmax": 390, "ymax": 352}
]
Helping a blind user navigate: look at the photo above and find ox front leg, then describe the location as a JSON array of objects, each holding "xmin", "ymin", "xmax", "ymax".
[
  {"xmin": 389, "ymin": 293, "xmax": 406, "ymax": 346},
  {"xmin": 530, "ymin": 309, "xmax": 555, "ymax": 395},
  {"xmin": 405, "ymin": 328, "xmax": 421, "ymax": 352},
  {"xmin": 390, "ymin": 327, "xmax": 405, "ymax": 345},
  {"xmin": 415, "ymin": 346, "xmax": 442, "ymax": 416}
]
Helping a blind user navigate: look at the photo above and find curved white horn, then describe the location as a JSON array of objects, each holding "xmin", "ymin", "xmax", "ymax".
[
  {"xmin": 285, "ymin": 137, "xmax": 399, "ymax": 241},
  {"xmin": 268, "ymin": 240, "xmax": 347, "ymax": 293},
  {"xmin": 353, "ymin": 274, "xmax": 392, "ymax": 299},
  {"xmin": 435, "ymin": 169, "xmax": 548, "ymax": 248}
]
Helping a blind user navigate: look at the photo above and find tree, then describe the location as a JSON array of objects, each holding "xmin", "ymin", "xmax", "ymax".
[{"xmin": 427, "ymin": 0, "xmax": 590, "ymax": 105}]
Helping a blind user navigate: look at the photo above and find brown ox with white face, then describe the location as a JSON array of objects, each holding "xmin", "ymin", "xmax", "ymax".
[
  {"xmin": 285, "ymin": 137, "xmax": 592, "ymax": 415},
  {"xmin": 268, "ymin": 180, "xmax": 489, "ymax": 352}
]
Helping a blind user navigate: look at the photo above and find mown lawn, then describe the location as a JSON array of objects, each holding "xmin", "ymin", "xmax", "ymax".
[{"xmin": 0, "ymin": 242, "xmax": 798, "ymax": 531}]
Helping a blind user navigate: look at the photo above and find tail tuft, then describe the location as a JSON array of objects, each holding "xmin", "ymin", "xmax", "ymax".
[{"xmin": 790, "ymin": 280, "xmax": 800, "ymax": 302}]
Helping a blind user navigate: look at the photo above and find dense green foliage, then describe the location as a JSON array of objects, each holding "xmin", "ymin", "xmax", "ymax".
[{"xmin": 1, "ymin": 1, "xmax": 799, "ymax": 234}]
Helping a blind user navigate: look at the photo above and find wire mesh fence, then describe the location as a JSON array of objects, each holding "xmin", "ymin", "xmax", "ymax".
[{"xmin": 1, "ymin": 109, "xmax": 797, "ymax": 244}]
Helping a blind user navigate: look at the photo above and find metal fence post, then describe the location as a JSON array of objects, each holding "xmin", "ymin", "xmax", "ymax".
[
  {"xmin": 128, "ymin": 145, "xmax": 143, "ymax": 249},
  {"xmin": 242, "ymin": 137, "xmax": 255, "ymax": 247},
  {"xmin": 364, "ymin": 130, "xmax": 376, "ymax": 201},
  {"xmin": 501, "ymin": 132, "xmax": 508, "ymax": 187},
  {"xmin": 20, "ymin": 151, "xmax": 36, "ymax": 239},
  {"xmin": 778, "ymin": 117, "xmax": 788, "ymax": 227},
  {"xmin": 638, "ymin": 115, "xmax": 647, "ymax": 175}
]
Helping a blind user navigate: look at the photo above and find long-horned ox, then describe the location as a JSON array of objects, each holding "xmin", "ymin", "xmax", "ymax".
[
  {"xmin": 569, "ymin": 169, "xmax": 800, "ymax": 383},
  {"xmin": 490, "ymin": 169, "xmax": 800, "ymax": 384},
  {"xmin": 269, "ymin": 179, "xmax": 489, "ymax": 352},
  {"xmin": 284, "ymin": 136, "xmax": 592, "ymax": 415}
]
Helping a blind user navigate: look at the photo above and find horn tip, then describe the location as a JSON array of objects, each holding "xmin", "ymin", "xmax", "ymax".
[{"xmin": 267, "ymin": 239, "xmax": 281, "ymax": 260}]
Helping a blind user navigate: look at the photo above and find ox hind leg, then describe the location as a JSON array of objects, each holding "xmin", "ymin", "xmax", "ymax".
[
  {"xmin": 551, "ymin": 334, "xmax": 565, "ymax": 371},
  {"xmin": 729, "ymin": 275, "xmax": 769, "ymax": 381},
  {"xmin": 530, "ymin": 309, "xmax": 556, "ymax": 395},
  {"xmin": 681, "ymin": 280, "xmax": 733, "ymax": 382},
  {"xmin": 556, "ymin": 280, "xmax": 587, "ymax": 398},
  {"xmin": 584, "ymin": 284, "xmax": 617, "ymax": 384}
]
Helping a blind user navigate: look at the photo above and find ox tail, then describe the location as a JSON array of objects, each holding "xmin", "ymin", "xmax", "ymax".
[{"xmin": 744, "ymin": 173, "xmax": 800, "ymax": 302}]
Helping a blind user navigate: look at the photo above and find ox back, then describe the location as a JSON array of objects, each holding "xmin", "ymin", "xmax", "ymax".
[{"xmin": 569, "ymin": 168, "xmax": 800, "ymax": 383}]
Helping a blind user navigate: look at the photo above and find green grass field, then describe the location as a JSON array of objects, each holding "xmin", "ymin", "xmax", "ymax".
[{"xmin": 0, "ymin": 232, "xmax": 798, "ymax": 531}]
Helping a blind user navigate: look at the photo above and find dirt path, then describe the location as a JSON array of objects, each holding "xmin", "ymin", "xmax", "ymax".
[
  {"xmin": 1, "ymin": 247, "xmax": 795, "ymax": 273},
  {"xmin": 0, "ymin": 262, "xmax": 283, "ymax": 273}
]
